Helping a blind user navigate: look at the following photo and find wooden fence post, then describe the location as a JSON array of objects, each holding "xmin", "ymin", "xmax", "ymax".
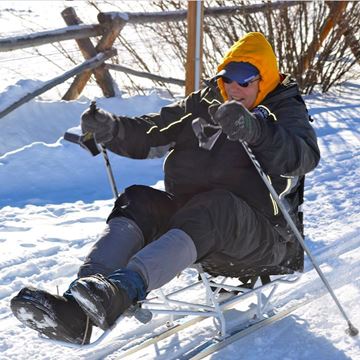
[
  {"xmin": 185, "ymin": 0, "xmax": 204, "ymax": 96},
  {"xmin": 61, "ymin": 7, "xmax": 126, "ymax": 100}
]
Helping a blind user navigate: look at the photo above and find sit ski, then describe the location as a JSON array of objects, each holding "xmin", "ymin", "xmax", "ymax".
[
  {"xmin": 20, "ymin": 264, "xmax": 301, "ymax": 355},
  {"xmin": 11, "ymin": 101, "xmax": 357, "ymax": 358}
]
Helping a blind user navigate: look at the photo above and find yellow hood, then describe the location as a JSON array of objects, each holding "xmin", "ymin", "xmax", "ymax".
[{"xmin": 217, "ymin": 32, "xmax": 280, "ymax": 108}]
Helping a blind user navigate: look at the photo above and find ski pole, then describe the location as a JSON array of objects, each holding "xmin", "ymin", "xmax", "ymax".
[
  {"xmin": 89, "ymin": 101, "xmax": 119, "ymax": 199},
  {"xmin": 240, "ymin": 140, "xmax": 358, "ymax": 337},
  {"xmin": 99, "ymin": 143, "xmax": 119, "ymax": 199}
]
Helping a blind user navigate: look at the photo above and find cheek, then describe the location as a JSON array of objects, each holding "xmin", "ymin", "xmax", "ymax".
[
  {"xmin": 250, "ymin": 89, "xmax": 258, "ymax": 100},
  {"xmin": 246, "ymin": 87, "xmax": 258, "ymax": 102},
  {"xmin": 242, "ymin": 89, "xmax": 257, "ymax": 108},
  {"xmin": 223, "ymin": 83, "xmax": 231, "ymax": 96},
  {"xmin": 251, "ymin": 83, "xmax": 260, "ymax": 99}
]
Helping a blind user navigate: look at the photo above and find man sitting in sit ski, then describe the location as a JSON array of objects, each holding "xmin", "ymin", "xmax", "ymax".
[{"xmin": 11, "ymin": 32, "xmax": 320, "ymax": 344}]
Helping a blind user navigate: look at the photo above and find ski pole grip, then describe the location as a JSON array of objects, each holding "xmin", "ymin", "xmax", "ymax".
[{"xmin": 90, "ymin": 100, "xmax": 97, "ymax": 114}]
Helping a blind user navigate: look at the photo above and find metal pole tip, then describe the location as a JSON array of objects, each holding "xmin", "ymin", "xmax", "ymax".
[{"xmin": 346, "ymin": 322, "xmax": 359, "ymax": 337}]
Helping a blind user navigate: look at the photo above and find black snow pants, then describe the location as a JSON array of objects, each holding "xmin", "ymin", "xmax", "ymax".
[{"xmin": 106, "ymin": 185, "xmax": 289, "ymax": 278}]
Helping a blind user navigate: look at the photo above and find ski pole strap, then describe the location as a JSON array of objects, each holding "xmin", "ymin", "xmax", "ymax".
[
  {"xmin": 64, "ymin": 129, "xmax": 100, "ymax": 156},
  {"xmin": 192, "ymin": 117, "xmax": 222, "ymax": 150},
  {"xmin": 260, "ymin": 275, "xmax": 271, "ymax": 285}
]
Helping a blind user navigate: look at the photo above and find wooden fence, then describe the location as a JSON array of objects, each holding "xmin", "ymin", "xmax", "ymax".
[{"xmin": 0, "ymin": 1, "xmax": 354, "ymax": 119}]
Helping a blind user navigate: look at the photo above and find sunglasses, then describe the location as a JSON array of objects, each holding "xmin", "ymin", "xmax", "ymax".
[{"xmin": 222, "ymin": 76, "xmax": 260, "ymax": 88}]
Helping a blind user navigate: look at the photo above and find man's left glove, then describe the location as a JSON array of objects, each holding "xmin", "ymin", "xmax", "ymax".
[
  {"xmin": 81, "ymin": 106, "xmax": 123, "ymax": 144},
  {"xmin": 211, "ymin": 100, "xmax": 264, "ymax": 144}
]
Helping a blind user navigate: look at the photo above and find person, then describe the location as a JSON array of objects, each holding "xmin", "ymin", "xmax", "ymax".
[{"xmin": 10, "ymin": 32, "xmax": 320, "ymax": 344}]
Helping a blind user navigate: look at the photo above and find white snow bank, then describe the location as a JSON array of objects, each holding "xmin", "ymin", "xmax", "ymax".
[{"xmin": 0, "ymin": 86, "xmax": 171, "ymax": 207}]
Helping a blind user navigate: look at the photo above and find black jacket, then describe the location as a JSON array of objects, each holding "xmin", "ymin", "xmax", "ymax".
[{"xmin": 107, "ymin": 76, "xmax": 320, "ymax": 238}]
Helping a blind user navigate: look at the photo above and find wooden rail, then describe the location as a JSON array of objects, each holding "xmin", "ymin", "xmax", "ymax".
[
  {"xmin": 105, "ymin": 63, "xmax": 185, "ymax": 86},
  {"xmin": 0, "ymin": 50, "xmax": 116, "ymax": 120},
  {"xmin": 100, "ymin": 1, "xmax": 302, "ymax": 24},
  {"xmin": 0, "ymin": 24, "xmax": 104, "ymax": 52},
  {"xmin": 0, "ymin": 1, "xmax": 302, "ymax": 53}
]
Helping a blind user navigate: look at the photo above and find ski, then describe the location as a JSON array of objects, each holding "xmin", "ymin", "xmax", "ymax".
[
  {"xmin": 117, "ymin": 314, "xmax": 206, "ymax": 358},
  {"xmin": 186, "ymin": 295, "xmax": 315, "ymax": 359},
  {"xmin": 104, "ymin": 291, "xmax": 315, "ymax": 360}
]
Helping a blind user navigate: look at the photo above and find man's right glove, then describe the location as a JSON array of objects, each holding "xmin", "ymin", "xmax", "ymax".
[
  {"xmin": 81, "ymin": 106, "xmax": 123, "ymax": 144},
  {"xmin": 211, "ymin": 100, "xmax": 264, "ymax": 144}
]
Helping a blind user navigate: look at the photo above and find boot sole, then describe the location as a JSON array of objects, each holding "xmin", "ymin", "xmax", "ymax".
[
  {"xmin": 71, "ymin": 282, "xmax": 109, "ymax": 330},
  {"xmin": 10, "ymin": 297, "xmax": 87, "ymax": 344}
]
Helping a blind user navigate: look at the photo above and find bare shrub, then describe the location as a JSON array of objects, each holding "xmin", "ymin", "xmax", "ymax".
[
  {"xmin": 3, "ymin": 1, "xmax": 358, "ymax": 98},
  {"xmin": 96, "ymin": 0, "xmax": 359, "ymax": 95}
]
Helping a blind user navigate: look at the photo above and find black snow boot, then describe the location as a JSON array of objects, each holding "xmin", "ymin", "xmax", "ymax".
[
  {"xmin": 10, "ymin": 286, "xmax": 92, "ymax": 344},
  {"xmin": 70, "ymin": 269, "xmax": 146, "ymax": 330}
]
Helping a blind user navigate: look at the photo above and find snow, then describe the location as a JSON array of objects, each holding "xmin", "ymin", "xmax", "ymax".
[
  {"xmin": 0, "ymin": 89, "xmax": 170, "ymax": 207},
  {"xmin": 1, "ymin": 2, "xmax": 360, "ymax": 359}
]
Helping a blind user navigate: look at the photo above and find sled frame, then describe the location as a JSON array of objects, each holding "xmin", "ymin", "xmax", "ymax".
[
  {"xmin": 138, "ymin": 264, "xmax": 300, "ymax": 338},
  {"xmin": 40, "ymin": 265, "xmax": 301, "ymax": 348}
]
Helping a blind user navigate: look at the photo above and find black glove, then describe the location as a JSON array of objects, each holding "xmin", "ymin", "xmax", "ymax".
[
  {"xmin": 81, "ymin": 105, "xmax": 123, "ymax": 144},
  {"xmin": 211, "ymin": 100, "xmax": 264, "ymax": 144}
]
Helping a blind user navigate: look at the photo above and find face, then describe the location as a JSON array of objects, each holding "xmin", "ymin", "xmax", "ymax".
[{"xmin": 223, "ymin": 78, "xmax": 260, "ymax": 109}]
